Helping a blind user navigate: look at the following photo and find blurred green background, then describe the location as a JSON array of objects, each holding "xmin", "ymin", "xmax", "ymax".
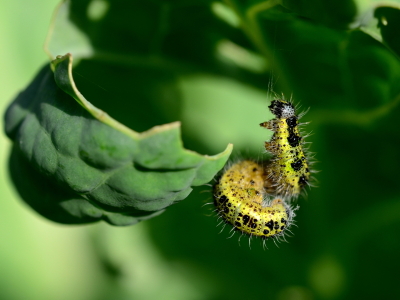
[{"xmin": 2, "ymin": 1, "xmax": 400, "ymax": 300}]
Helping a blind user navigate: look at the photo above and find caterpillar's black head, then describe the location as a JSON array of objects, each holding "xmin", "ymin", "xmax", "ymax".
[{"xmin": 268, "ymin": 100, "xmax": 295, "ymax": 119}]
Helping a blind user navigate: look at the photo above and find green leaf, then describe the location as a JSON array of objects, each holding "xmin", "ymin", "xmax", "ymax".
[
  {"xmin": 45, "ymin": 0, "xmax": 234, "ymax": 71},
  {"xmin": 281, "ymin": 0, "xmax": 357, "ymax": 28},
  {"xmin": 375, "ymin": 5, "xmax": 400, "ymax": 58},
  {"xmin": 223, "ymin": 0, "xmax": 400, "ymax": 116},
  {"xmin": 5, "ymin": 53, "xmax": 231, "ymax": 225}
]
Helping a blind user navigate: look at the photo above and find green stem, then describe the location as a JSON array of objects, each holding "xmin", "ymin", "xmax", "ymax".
[
  {"xmin": 310, "ymin": 92, "xmax": 400, "ymax": 126},
  {"xmin": 224, "ymin": 0, "xmax": 280, "ymax": 60}
]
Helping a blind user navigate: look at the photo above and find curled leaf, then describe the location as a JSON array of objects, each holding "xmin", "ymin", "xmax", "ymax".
[{"xmin": 5, "ymin": 53, "xmax": 232, "ymax": 225}]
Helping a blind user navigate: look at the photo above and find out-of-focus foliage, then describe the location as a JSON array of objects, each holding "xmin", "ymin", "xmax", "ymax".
[
  {"xmin": 2, "ymin": 0, "xmax": 400, "ymax": 300},
  {"xmin": 4, "ymin": 1, "xmax": 232, "ymax": 224}
]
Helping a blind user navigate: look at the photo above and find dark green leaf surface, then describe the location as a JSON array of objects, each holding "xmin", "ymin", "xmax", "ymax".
[
  {"xmin": 5, "ymin": 53, "xmax": 231, "ymax": 225},
  {"xmin": 282, "ymin": 0, "xmax": 356, "ymax": 27}
]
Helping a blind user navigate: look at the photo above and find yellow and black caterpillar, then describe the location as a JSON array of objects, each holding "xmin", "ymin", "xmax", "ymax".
[
  {"xmin": 213, "ymin": 98, "xmax": 313, "ymax": 241},
  {"xmin": 260, "ymin": 99, "xmax": 312, "ymax": 199}
]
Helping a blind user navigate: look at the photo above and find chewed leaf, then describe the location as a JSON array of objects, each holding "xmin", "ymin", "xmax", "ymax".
[{"xmin": 4, "ymin": 53, "xmax": 232, "ymax": 225}]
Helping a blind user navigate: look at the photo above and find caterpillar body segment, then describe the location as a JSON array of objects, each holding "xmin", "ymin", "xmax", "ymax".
[
  {"xmin": 213, "ymin": 160, "xmax": 295, "ymax": 239},
  {"xmin": 260, "ymin": 99, "xmax": 312, "ymax": 198}
]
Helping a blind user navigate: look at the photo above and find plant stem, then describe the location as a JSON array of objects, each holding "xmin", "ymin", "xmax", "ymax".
[
  {"xmin": 224, "ymin": 0, "xmax": 280, "ymax": 60},
  {"xmin": 310, "ymin": 92, "xmax": 400, "ymax": 127}
]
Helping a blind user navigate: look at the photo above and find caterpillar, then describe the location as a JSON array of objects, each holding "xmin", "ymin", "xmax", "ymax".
[
  {"xmin": 212, "ymin": 97, "xmax": 313, "ymax": 243},
  {"xmin": 213, "ymin": 160, "xmax": 296, "ymax": 240},
  {"xmin": 260, "ymin": 99, "xmax": 312, "ymax": 199}
]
